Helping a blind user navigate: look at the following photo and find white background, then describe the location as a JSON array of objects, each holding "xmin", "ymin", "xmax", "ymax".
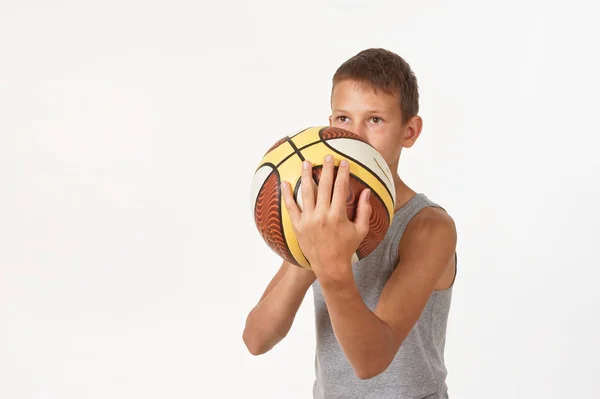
[{"xmin": 1, "ymin": 0, "xmax": 599, "ymax": 398}]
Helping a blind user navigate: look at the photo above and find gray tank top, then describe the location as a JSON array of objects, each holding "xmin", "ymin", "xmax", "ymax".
[{"xmin": 312, "ymin": 193, "xmax": 456, "ymax": 399}]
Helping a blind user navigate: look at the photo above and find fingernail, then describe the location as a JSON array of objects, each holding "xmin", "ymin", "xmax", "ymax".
[
  {"xmin": 340, "ymin": 159, "xmax": 348, "ymax": 167},
  {"xmin": 303, "ymin": 160, "xmax": 310, "ymax": 170},
  {"xmin": 325, "ymin": 155, "xmax": 333, "ymax": 163},
  {"xmin": 281, "ymin": 182, "xmax": 288, "ymax": 191},
  {"xmin": 365, "ymin": 189, "xmax": 371, "ymax": 200}
]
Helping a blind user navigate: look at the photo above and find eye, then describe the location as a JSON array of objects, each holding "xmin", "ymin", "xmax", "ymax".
[
  {"xmin": 336, "ymin": 116, "xmax": 349, "ymax": 123},
  {"xmin": 371, "ymin": 117, "xmax": 382, "ymax": 124}
]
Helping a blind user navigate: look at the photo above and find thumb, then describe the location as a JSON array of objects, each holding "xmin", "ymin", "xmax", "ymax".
[{"xmin": 355, "ymin": 189, "xmax": 372, "ymax": 238}]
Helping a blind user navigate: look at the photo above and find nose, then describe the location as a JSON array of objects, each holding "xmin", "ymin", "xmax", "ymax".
[{"xmin": 348, "ymin": 123, "xmax": 368, "ymax": 140}]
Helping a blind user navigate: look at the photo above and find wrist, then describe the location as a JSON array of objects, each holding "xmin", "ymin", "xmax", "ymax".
[
  {"xmin": 285, "ymin": 263, "xmax": 317, "ymax": 285},
  {"xmin": 314, "ymin": 260, "xmax": 355, "ymax": 291}
]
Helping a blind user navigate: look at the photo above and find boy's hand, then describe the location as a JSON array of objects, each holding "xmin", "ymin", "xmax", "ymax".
[{"xmin": 281, "ymin": 154, "xmax": 371, "ymax": 285}]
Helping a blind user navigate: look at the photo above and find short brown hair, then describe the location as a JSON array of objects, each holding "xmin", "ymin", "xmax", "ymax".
[{"xmin": 332, "ymin": 48, "xmax": 419, "ymax": 124}]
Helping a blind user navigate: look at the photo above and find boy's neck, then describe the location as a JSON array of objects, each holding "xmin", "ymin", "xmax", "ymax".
[{"xmin": 393, "ymin": 174, "xmax": 417, "ymax": 212}]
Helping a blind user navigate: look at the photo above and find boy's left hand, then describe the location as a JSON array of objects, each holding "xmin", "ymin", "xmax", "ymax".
[{"xmin": 281, "ymin": 154, "xmax": 372, "ymax": 284}]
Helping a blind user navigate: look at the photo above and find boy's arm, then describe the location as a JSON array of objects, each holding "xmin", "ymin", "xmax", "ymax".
[
  {"xmin": 318, "ymin": 209, "xmax": 457, "ymax": 379},
  {"xmin": 242, "ymin": 260, "xmax": 316, "ymax": 355}
]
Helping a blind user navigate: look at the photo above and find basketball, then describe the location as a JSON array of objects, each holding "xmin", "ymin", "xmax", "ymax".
[{"xmin": 250, "ymin": 126, "xmax": 396, "ymax": 269}]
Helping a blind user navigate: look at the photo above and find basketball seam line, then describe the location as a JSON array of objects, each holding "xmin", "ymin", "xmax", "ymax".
[
  {"xmin": 373, "ymin": 156, "xmax": 393, "ymax": 187},
  {"xmin": 285, "ymin": 136, "xmax": 305, "ymax": 162},
  {"xmin": 275, "ymin": 136, "xmax": 366, "ymax": 168}
]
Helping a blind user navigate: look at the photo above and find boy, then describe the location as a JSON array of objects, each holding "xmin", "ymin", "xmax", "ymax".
[{"xmin": 243, "ymin": 48, "xmax": 458, "ymax": 399}]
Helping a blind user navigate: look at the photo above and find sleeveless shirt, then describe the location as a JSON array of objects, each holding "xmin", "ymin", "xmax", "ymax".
[{"xmin": 311, "ymin": 193, "xmax": 456, "ymax": 399}]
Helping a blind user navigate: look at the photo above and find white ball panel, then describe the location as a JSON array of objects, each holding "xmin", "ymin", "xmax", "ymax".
[{"xmin": 325, "ymin": 138, "xmax": 396, "ymax": 203}]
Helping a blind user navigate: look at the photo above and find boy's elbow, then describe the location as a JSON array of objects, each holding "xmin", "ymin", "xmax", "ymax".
[
  {"xmin": 246, "ymin": 343, "xmax": 266, "ymax": 356},
  {"xmin": 353, "ymin": 357, "xmax": 394, "ymax": 380},
  {"xmin": 242, "ymin": 329, "xmax": 283, "ymax": 356},
  {"xmin": 243, "ymin": 330, "xmax": 265, "ymax": 356},
  {"xmin": 355, "ymin": 367, "xmax": 384, "ymax": 380}
]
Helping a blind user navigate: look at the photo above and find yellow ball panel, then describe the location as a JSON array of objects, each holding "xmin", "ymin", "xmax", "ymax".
[
  {"xmin": 289, "ymin": 126, "xmax": 323, "ymax": 149},
  {"xmin": 259, "ymin": 140, "xmax": 295, "ymax": 169},
  {"xmin": 276, "ymin": 155, "xmax": 310, "ymax": 268}
]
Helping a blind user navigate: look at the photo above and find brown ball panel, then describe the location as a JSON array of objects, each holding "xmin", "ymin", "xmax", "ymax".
[
  {"xmin": 319, "ymin": 127, "xmax": 369, "ymax": 144},
  {"xmin": 254, "ymin": 172, "xmax": 298, "ymax": 266},
  {"xmin": 356, "ymin": 185, "xmax": 390, "ymax": 259}
]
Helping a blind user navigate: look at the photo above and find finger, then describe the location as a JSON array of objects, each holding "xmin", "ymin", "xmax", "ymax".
[
  {"xmin": 316, "ymin": 154, "xmax": 335, "ymax": 209},
  {"xmin": 281, "ymin": 181, "xmax": 302, "ymax": 225},
  {"xmin": 330, "ymin": 158, "xmax": 351, "ymax": 213},
  {"xmin": 300, "ymin": 160, "xmax": 315, "ymax": 213},
  {"xmin": 355, "ymin": 189, "xmax": 372, "ymax": 239}
]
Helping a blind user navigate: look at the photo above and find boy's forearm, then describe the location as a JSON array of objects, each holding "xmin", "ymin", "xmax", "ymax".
[
  {"xmin": 318, "ymin": 263, "xmax": 396, "ymax": 379},
  {"xmin": 243, "ymin": 267, "xmax": 315, "ymax": 355}
]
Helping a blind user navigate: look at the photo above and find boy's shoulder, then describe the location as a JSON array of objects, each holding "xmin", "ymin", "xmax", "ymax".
[
  {"xmin": 401, "ymin": 205, "xmax": 455, "ymax": 248},
  {"xmin": 395, "ymin": 197, "xmax": 457, "ymax": 290}
]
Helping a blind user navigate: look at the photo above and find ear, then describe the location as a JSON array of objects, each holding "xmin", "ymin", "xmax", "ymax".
[
  {"xmin": 328, "ymin": 115, "xmax": 333, "ymax": 126},
  {"xmin": 401, "ymin": 115, "xmax": 423, "ymax": 148}
]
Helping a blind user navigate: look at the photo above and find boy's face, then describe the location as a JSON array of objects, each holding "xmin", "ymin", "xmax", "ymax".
[{"xmin": 329, "ymin": 79, "xmax": 420, "ymax": 167}]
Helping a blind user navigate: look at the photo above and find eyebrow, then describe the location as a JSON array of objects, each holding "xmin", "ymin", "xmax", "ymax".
[{"xmin": 332, "ymin": 109, "xmax": 388, "ymax": 114}]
